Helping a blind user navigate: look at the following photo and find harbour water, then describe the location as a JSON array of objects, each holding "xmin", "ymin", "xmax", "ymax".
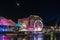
[{"xmin": 0, "ymin": 32, "xmax": 60, "ymax": 40}]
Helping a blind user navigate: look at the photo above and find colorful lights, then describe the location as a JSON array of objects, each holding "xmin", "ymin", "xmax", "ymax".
[
  {"xmin": 27, "ymin": 26, "xmax": 34, "ymax": 31},
  {"xmin": 0, "ymin": 26, "xmax": 9, "ymax": 31},
  {"xmin": 0, "ymin": 18, "xmax": 9, "ymax": 26},
  {"xmin": 0, "ymin": 35, "xmax": 10, "ymax": 40},
  {"xmin": 34, "ymin": 20, "xmax": 43, "ymax": 31},
  {"xmin": 1, "ymin": 19, "xmax": 9, "ymax": 26},
  {"xmin": 16, "ymin": 23, "xmax": 22, "ymax": 28},
  {"xmin": 8, "ymin": 19, "xmax": 16, "ymax": 26}
]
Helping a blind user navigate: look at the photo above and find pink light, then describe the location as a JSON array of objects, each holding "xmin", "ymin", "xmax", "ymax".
[
  {"xmin": 1, "ymin": 19, "xmax": 9, "ymax": 26},
  {"xmin": 3, "ymin": 35, "xmax": 10, "ymax": 40},
  {"xmin": 0, "ymin": 35, "xmax": 10, "ymax": 40},
  {"xmin": 8, "ymin": 19, "xmax": 16, "ymax": 26},
  {"xmin": 27, "ymin": 26, "xmax": 34, "ymax": 30},
  {"xmin": 0, "ymin": 21, "xmax": 2, "ymax": 25}
]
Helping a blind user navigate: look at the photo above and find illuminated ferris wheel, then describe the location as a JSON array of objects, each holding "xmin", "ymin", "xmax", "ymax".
[{"xmin": 34, "ymin": 20, "xmax": 43, "ymax": 31}]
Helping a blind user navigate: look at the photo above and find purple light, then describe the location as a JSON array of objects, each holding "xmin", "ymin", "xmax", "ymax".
[
  {"xmin": 27, "ymin": 26, "xmax": 34, "ymax": 30},
  {"xmin": 3, "ymin": 35, "xmax": 10, "ymax": 40},
  {"xmin": 0, "ymin": 35, "xmax": 10, "ymax": 40},
  {"xmin": 1, "ymin": 19, "xmax": 9, "ymax": 26},
  {"xmin": 0, "ymin": 18, "xmax": 9, "ymax": 26}
]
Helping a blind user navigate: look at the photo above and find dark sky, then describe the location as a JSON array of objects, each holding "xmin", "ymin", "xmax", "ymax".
[{"xmin": 0, "ymin": 0, "xmax": 59, "ymax": 26}]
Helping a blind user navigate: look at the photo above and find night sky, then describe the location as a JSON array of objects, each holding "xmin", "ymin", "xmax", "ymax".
[{"xmin": 0, "ymin": 0, "xmax": 59, "ymax": 26}]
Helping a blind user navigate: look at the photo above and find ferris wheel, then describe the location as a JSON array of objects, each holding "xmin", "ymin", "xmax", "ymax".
[{"xmin": 34, "ymin": 20, "xmax": 43, "ymax": 31}]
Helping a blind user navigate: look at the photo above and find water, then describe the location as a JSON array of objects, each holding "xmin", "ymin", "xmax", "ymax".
[
  {"xmin": 0, "ymin": 34, "xmax": 10, "ymax": 40},
  {"xmin": 0, "ymin": 32, "xmax": 60, "ymax": 40}
]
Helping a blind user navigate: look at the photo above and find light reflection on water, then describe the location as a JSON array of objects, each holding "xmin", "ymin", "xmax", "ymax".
[
  {"xmin": 0, "ymin": 34, "xmax": 10, "ymax": 40},
  {"xmin": 0, "ymin": 34, "xmax": 44, "ymax": 40},
  {"xmin": 0, "ymin": 32, "xmax": 60, "ymax": 40}
]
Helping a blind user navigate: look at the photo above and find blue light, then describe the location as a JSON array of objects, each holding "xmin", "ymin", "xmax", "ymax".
[
  {"xmin": 0, "ymin": 26, "xmax": 9, "ymax": 31},
  {"xmin": 33, "ymin": 32, "xmax": 44, "ymax": 40}
]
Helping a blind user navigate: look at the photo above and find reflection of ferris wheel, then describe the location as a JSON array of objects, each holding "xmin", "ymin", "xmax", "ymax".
[{"xmin": 34, "ymin": 20, "xmax": 43, "ymax": 31}]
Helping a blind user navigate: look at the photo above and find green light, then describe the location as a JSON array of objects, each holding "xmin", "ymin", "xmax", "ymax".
[{"xmin": 16, "ymin": 23, "xmax": 22, "ymax": 28}]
